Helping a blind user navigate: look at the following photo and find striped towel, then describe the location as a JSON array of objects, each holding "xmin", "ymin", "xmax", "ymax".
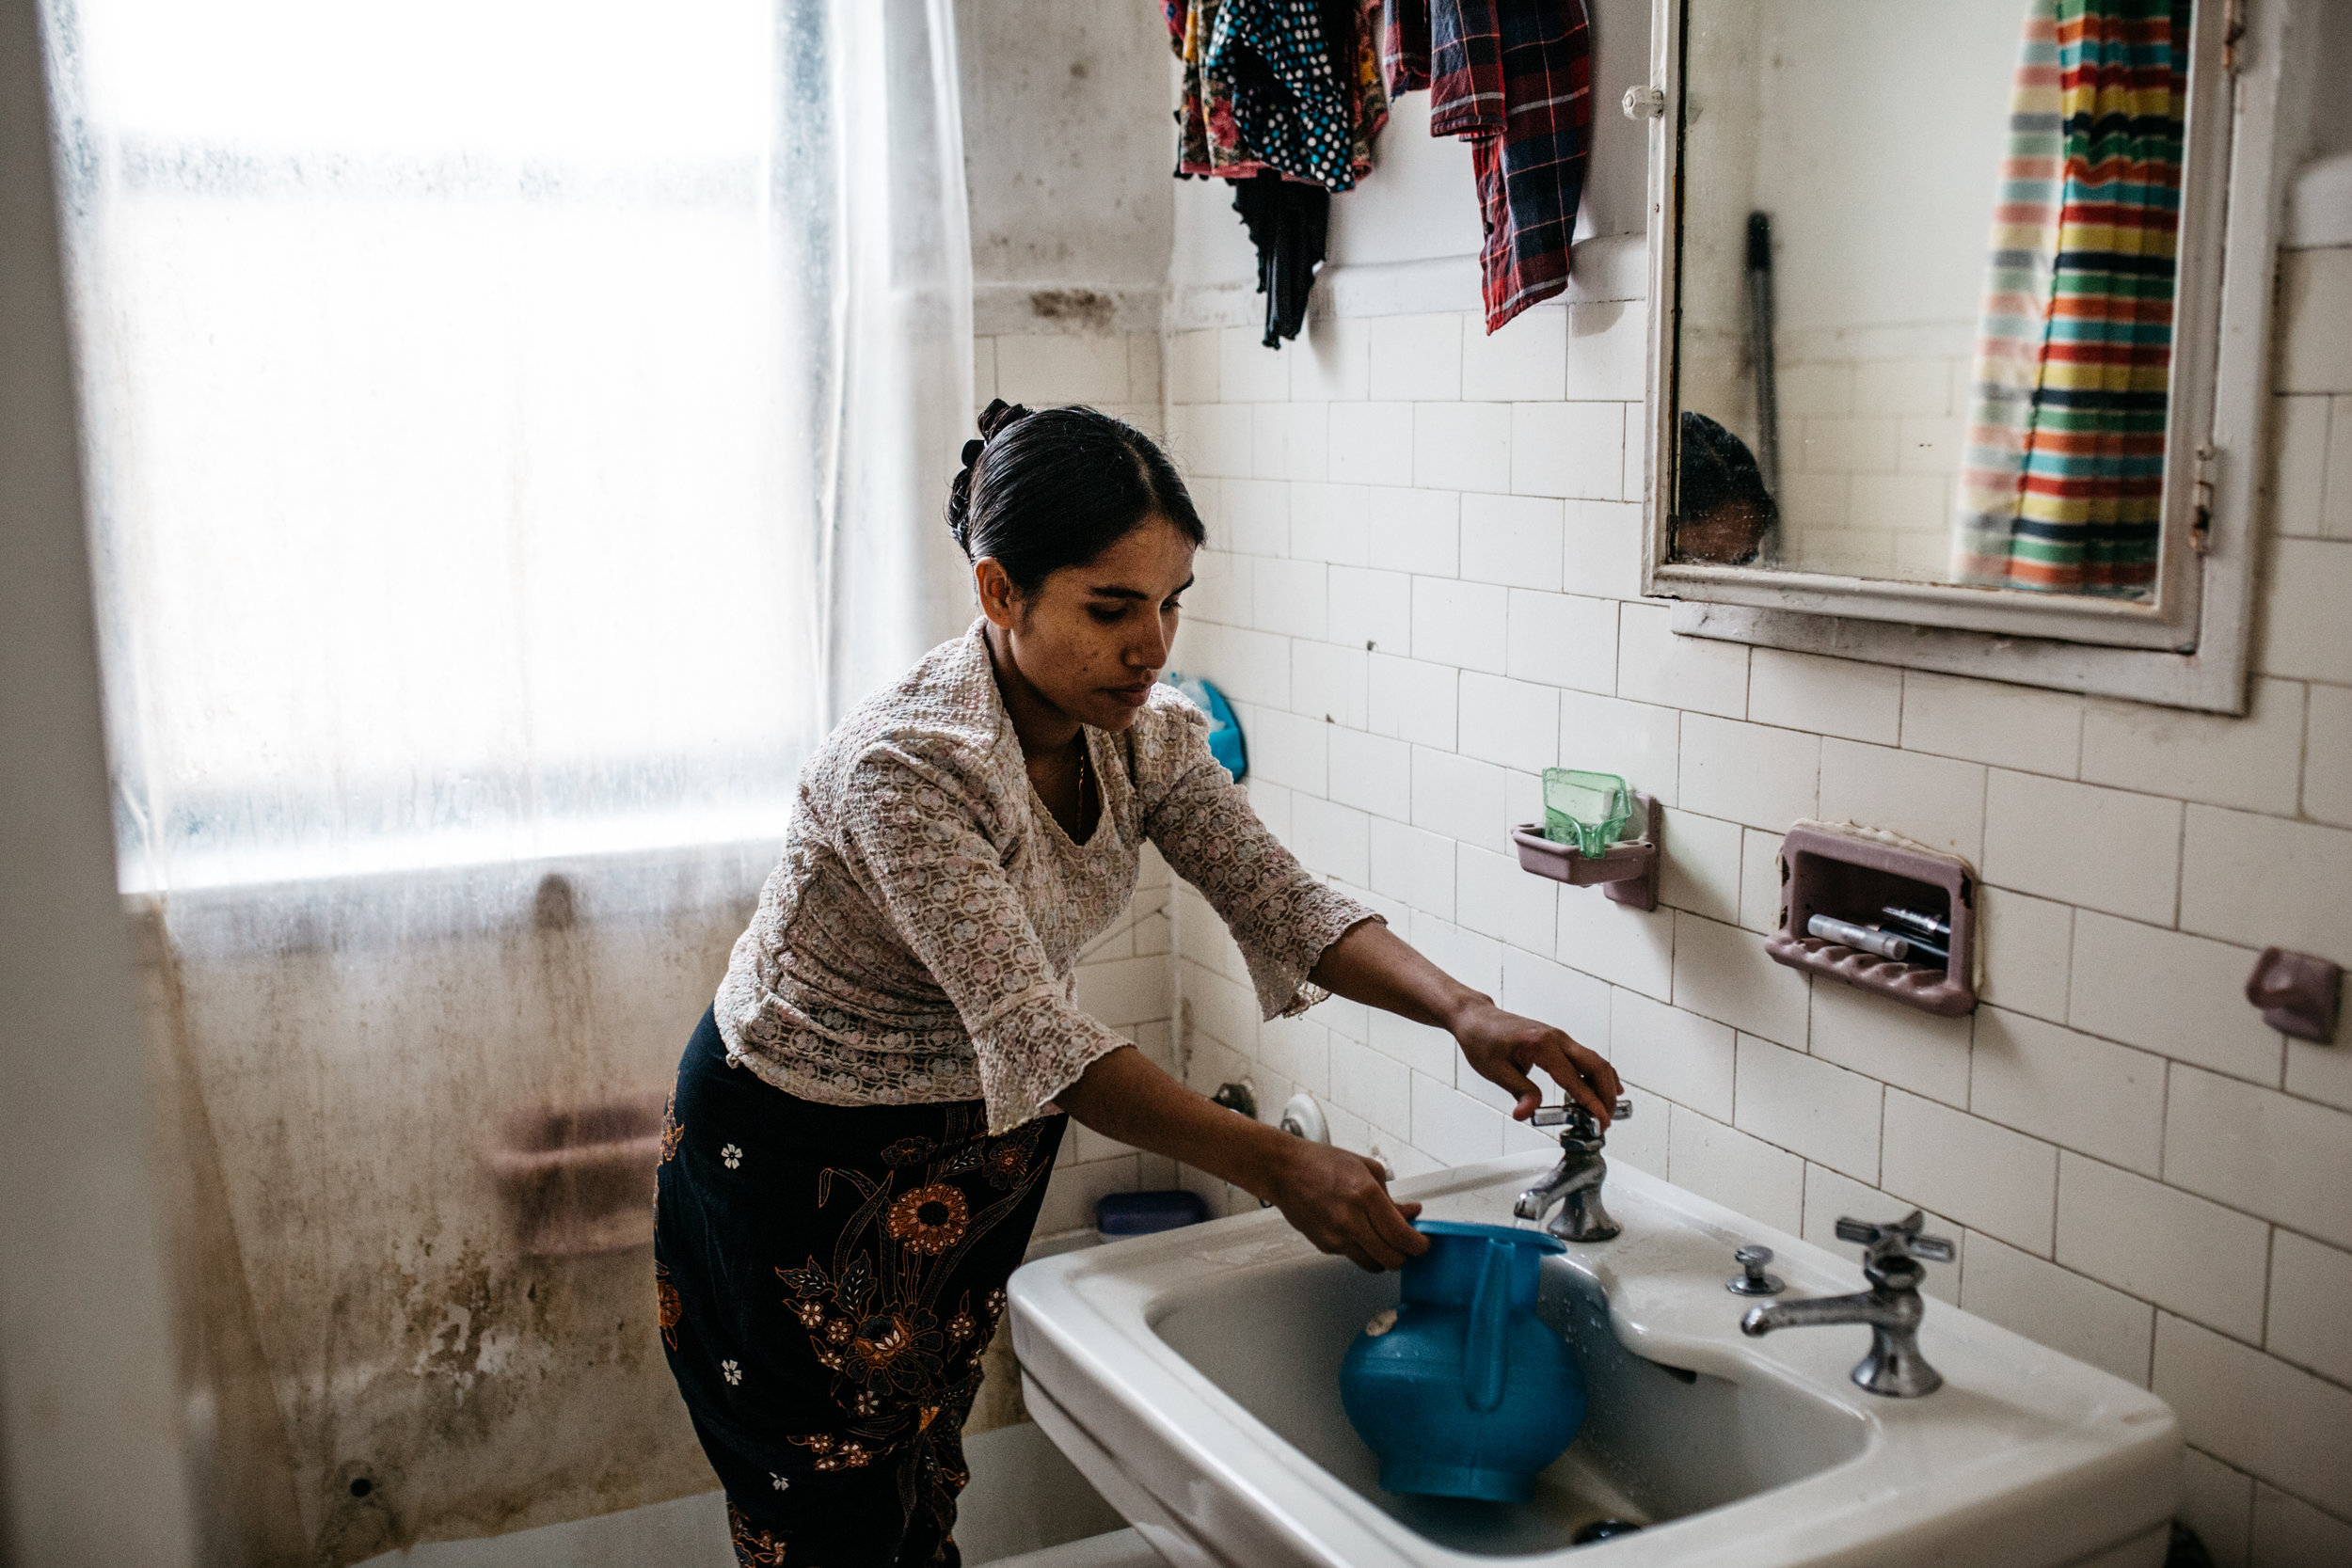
[{"xmin": 1952, "ymin": 0, "xmax": 2190, "ymax": 596}]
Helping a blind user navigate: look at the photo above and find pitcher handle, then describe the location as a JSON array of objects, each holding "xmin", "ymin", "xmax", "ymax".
[{"xmin": 1463, "ymin": 1237, "xmax": 1513, "ymax": 1413}]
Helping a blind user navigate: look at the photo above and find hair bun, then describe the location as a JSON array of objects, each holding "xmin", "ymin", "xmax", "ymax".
[{"xmin": 977, "ymin": 397, "xmax": 1033, "ymax": 441}]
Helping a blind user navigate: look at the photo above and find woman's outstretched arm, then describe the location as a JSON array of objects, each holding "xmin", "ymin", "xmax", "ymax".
[
  {"xmin": 1053, "ymin": 1045, "xmax": 1429, "ymax": 1272},
  {"xmin": 1308, "ymin": 919, "xmax": 1623, "ymax": 1126}
]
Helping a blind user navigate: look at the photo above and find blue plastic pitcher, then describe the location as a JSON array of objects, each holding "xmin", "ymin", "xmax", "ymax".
[{"xmin": 1338, "ymin": 1221, "xmax": 1587, "ymax": 1501}]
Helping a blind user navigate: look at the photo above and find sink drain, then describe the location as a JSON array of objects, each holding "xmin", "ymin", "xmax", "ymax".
[{"xmin": 1572, "ymin": 1519, "xmax": 1643, "ymax": 1544}]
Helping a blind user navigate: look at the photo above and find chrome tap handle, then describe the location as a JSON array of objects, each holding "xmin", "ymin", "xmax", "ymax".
[
  {"xmin": 1727, "ymin": 1244, "xmax": 1784, "ymax": 1296},
  {"xmin": 1531, "ymin": 1098, "xmax": 1633, "ymax": 1134},
  {"xmin": 1834, "ymin": 1211, "xmax": 1956, "ymax": 1270}
]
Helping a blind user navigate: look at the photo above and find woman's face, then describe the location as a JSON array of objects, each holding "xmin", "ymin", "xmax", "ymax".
[{"xmin": 977, "ymin": 515, "xmax": 1197, "ymax": 734}]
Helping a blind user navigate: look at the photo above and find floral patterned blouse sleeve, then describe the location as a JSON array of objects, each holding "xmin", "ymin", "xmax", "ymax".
[
  {"xmin": 1140, "ymin": 705, "xmax": 1381, "ymax": 1021},
  {"xmin": 834, "ymin": 741, "xmax": 1132, "ymax": 1134}
]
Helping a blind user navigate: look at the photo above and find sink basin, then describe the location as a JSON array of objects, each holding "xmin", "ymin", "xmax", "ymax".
[{"xmin": 1009, "ymin": 1153, "xmax": 2178, "ymax": 1568}]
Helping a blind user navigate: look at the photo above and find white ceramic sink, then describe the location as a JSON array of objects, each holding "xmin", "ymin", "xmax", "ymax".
[{"xmin": 1009, "ymin": 1153, "xmax": 2179, "ymax": 1568}]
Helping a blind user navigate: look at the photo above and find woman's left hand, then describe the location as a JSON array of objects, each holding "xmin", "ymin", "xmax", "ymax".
[{"xmin": 1451, "ymin": 1001, "xmax": 1623, "ymax": 1125}]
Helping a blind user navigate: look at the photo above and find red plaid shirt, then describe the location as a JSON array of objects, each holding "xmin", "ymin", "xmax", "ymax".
[{"xmin": 1387, "ymin": 0, "xmax": 1591, "ymax": 331}]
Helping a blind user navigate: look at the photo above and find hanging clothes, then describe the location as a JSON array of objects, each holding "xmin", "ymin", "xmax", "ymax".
[
  {"xmin": 1233, "ymin": 170, "xmax": 1332, "ymax": 346},
  {"xmin": 1168, "ymin": 0, "xmax": 1387, "ymax": 344},
  {"xmin": 1388, "ymin": 0, "xmax": 1593, "ymax": 333},
  {"xmin": 1952, "ymin": 0, "xmax": 2189, "ymax": 595}
]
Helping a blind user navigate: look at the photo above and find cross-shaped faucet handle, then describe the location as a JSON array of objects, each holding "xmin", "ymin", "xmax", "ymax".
[
  {"xmin": 1835, "ymin": 1211, "xmax": 1957, "ymax": 1268},
  {"xmin": 1531, "ymin": 1098, "xmax": 1634, "ymax": 1131}
]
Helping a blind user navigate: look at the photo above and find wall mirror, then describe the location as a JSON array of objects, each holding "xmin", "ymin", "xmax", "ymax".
[{"xmin": 1637, "ymin": 0, "xmax": 2283, "ymax": 712}]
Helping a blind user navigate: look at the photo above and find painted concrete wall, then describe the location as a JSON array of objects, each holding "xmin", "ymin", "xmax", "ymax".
[
  {"xmin": 1153, "ymin": 9, "xmax": 2352, "ymax": 1565},
  {"xmin": 0, "ymin": 0, "xmax": 197, "ymax": 1558}
]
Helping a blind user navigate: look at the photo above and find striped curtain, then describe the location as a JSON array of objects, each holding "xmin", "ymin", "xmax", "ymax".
[{"xmin": 1952, "ymin": 0, "xmax": 2191, "ymax": 595}]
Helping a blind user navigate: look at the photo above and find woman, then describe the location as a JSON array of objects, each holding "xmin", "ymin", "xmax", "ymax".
[{"xmin": 656, "ymin": 400, "xmax": 1621, "ymax": 1567}]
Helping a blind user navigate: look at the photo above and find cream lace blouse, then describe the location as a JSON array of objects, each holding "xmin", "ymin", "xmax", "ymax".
[{"xmin": 714, "ymin": 621, "xmax": 1378, "ymax": 1133}]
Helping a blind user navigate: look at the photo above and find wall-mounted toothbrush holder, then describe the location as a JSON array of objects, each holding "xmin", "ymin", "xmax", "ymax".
[
  {"xmin": 1510, "ymin": 793, "xmax": 1661, "ymax": 912},
  {"xmin": 1764, "ymin": 823, "xmax": 1977, "ymax": 1017}
]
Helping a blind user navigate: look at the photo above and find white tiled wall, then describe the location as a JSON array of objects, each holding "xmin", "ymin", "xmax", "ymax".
[
  {"xmin": 973, "ymin": 325, "xmax": 1182, "ymax": 1239},
  {"xmin": 1153, "ymin": 246, "xmax": 2352, "ymax": 1564},
  {"xmin": 1773, "ymin": 341, "xmax": 1970, "ymax": 578}
]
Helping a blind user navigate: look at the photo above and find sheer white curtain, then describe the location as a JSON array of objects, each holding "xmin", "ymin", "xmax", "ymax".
[{"xmin": 39, "ymin": 0, "xmax": 972, "ymax": 1555}]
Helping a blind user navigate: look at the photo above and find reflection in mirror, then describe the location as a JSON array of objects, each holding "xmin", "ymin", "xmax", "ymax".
[{"xmin": 1671, "ymin": 0, "xmax": 2192, "ymax": 598}]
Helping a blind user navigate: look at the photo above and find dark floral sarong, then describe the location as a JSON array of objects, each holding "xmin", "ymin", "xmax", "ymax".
[{"xmin": 657, "ymin": 1006, "xmax": 1066, "ymax": 1567}]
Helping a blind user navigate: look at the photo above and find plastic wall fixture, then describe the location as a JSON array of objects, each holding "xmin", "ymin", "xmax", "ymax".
[
  {"xmin": 1510, "ymin": 792, "xmax": 1661, "ymax": 911},
  {"xmin": 2246, "ymin": 948, "xmax": 2340, "ymax": 1043},
  {"xmin": 1764, "ymin": 824, "xmax": 1977, "ymax": 1017}
]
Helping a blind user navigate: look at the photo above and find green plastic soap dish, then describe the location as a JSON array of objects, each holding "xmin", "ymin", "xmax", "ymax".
[{"xmin": 1543, "ymin": 769, "xmax": 1633, "ymax": 857}]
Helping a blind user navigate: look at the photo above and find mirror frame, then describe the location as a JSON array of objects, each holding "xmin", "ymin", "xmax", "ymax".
[{"xmin": 1636, "ymin": 0, "xmax": 2282, "ymax": 713}]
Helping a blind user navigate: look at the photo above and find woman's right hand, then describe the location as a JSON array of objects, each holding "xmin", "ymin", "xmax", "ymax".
[{"xmin": 1262, "ymin": 1139, "xmax": 1429, "ymax": 1273}]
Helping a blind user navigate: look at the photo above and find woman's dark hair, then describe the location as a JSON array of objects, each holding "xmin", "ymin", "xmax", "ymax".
[{"xmin": 946, "ymin": 399, "xmax": 1206, "ymax": 592}]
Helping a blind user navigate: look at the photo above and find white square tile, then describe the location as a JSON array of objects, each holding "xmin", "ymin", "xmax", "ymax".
[
  {"xmin": 1412, "ymin": 1071, "xmax": 1505, "ymax": 1165},
  {"xmin": 1363, "ymin": 485, "xmax": 1460, "ymax": 577},
  {"xmin": 1810, "ymin": 977, "xmax": 1974, "ymax": 1107},
  {"xmin": 1971, "ymin": 1006, "xmax": 2166, "ymax": 1175},
  {"xmin": 1414, "ymin": 402, "xmax": 1512, "ymax": 494},
  {"xmin": 1461, "ymin": 305, "xmax": 1568, "ymax": 403},
  {"xmin": 2252, "ymin": 1483, "xmax": 2352, "ymax": 1567},
  {"xmin": 1855, "ymin": 357, "xmax": 1953, "ymax": 417},
  {"xmin": 2166, "ymin": 1066, "xmax": 2352, "ymax": 1250},
  {"xmin": 1293, "ymin": 640, "xmax": 1370, "ymax": 728},
  {"xmin": 2082, "ymin": 677, "xmax": 2306, "ymax": 816},
  {"xmin": 1738, "ymin": 827, "xmax": 1785, "ymax": 935},
  {"xmin": 1329, "ymin": 1034, "xmax": 1412, "ymax": 1136},
  {"xmin": 2306, "ymin": 682, "xmax": 2352, "ymax": 828},
  {"xmin": 2180, "ymin": 805, "xmax": 2352, "ymax": 967},
  {"xmin": 1747, "ymin": 650, "xmax": 1902, "ymax": 744},
  {"xmin": 1657, "ymin": 808, "xmax": 1743, "ymax": 924},
  {"xmin": 1983, "ymin": 770, "xmax": 2183, "ymax": 925},
  {"xmin": 994, "ymin": 331, "xmax": 1134, "ymax": 404},
  {"xmin": 1327, "ymin": 727, "xmax": 1412, "ymax": 820},
  {"xmin": 1510, "ymin": 401, "xmax": 1628, "ymax": 500},
  {"xmin": 1565, "ymin": 301, "xmax": 1646, "ymax": 402},
  {"xmin": 1673, "ymin": 911, "xmax": 1812, "ymax": 1047},
  {"xmin": 1559, "ymin": 689, "xmax": 1683, "ymax": 807},
  {"xmin": 1368, "ymin": 313, "xmax": 1464, "ymax": 402},
  {"xmin": 1500, "ymin": 945, "xmax": 1612, "ymax": 1051},
  {"xmin": 1603, "ymin": 1087, "xmax": 1672, "ymax": 1174},
  {"xmin": 1556, "ymin": 881, "xmax": 1675, "ymax": 1000},
  {"xmin": 1290, "ymin": 796, "xmax": 1371, "ymax": 885},
  {"xmin": 1777, "ymin": 361, "xmax": 1852, "ymax": 418},
  {"xmin": 1255, "ymin": 400, "xmax": 1330, "ymax": 482},
  {"xmin": 1796, "ymin": 417, "xmax": 1899, "ymax": 476},
  {"xmin": 1461, "ymin": 493, "xmax": 1565, "ymax": 589},
  {"xmin": 1976, "ymin": 886, "xmax": 2074, "ymax": 1022},
  {"xmin": 1190, "ymin": 547, "xmax": 1253, "ymax": 627},
  {"xmin": 1170, "ymin": 329, "xmax": 1221, "ymax": 404},
  {"xmin": 2328, "ymin": 393, "xmax": 2352, "ymax": 540},
  {"xmin": 1505, "ymin": 590, "xmax": 1618, "ymax": 695},
  {"xmin": 1734, "ymin": 1035, "xmax": 1882, "ymax": 1180},
  {"xmin": 1666, "ymin": 1105, "xmax": 1804, "ymax": 1233},
  {"xmin": 2268, "ymin": 1231, "xmax": 2352, "ymax": 1389},
  {"xmin": 1289, "ymin": 317, "xmax": 1371, "ymax": 403},
  {"xmin": 1369, "ymin": 1007, "xmax": 1457, "ymax": 1079},
  {"xmin": 1901, "ymin": 671, "xmax": 2083, "ymax": 776},
  {"xmin": 1128, "ymin": 331, "xmax": 1164, "ymax": 404},
  {"xmin": 1679, "ymin": 715, "xmax": 1820, "ymax": 832},
  {"xmin": 1410, "ymin": 746, "xmax": 1505, "ymax": 844},
  {"xmin": 1455, "ymin": 843, "xmax": 1558, "ymax": 953},
  {"xmin": 1219, "ymin": 325, "xmax": 1292, "ymax": 402},
  {"xmin": 972, "ymin": 336, "xmax": 998, "ymax": 401},
  {"xmin": 1327, "ymin": 402, "xmax": 1416, "ymax": 489},
  {"xmin": 1252, "ymin": 558, "xmax": 1328, "ymax": 639},
  {"xmin": 1289, "ymin": 482, "xmax": 1370, "ymax": 566},
  {"xmin": 2056, "ymin": 1151, "xmax": 2270, "ymax": 1340},
  {"xmin": 2287, "ymin": 1032, "xmax": 2352, "ymax": 1115},
  {"xmin": 1849, "ymin": 474, "xmax": 1950, "ymax": 533},
  {"xmin": 2257, "ymin": 539, "xmax": 2352, "ymax": 684},
  {"xmin": 1882, "ymin": 1089, "xmax": 2058, "ymax": 1254},
  {"xmin": 1963, "ymin": 1232, "xmax": 2153, "ymax": 1386},
  {"xmin": 1563, "ymin": 498, "xmax": 1645, "ymax": 601},
  {"xmin": 1328, "ymin": 564, "xmax": 1413, "ymax": 654},
  {"xmin": 2275, "ymin": 247, "xmax": 2352, "ymax": 394},
  {"xmin": 1817, "ymin": 738, "xmax": 1986, "ymax": 861},
  {"xmin": 1617, "ymin": 602, "xmax": 1749, "ymax": 719},
  {"xmin": 1200, "ymin": 626, "xmax": 1290, "ymax": 708},
  {"xmin": 2153, "ymin": 1313, "xmax": 2352, "ymax": 1521},
  {"xmin": 2068, "ymin": 913, "xmax": 2284, "ymax": 1085},
  {"xmin": 1260, "ymin": 1013, "xmax": 1331, "ymax": 1096},
  {"xmin": 1458, "ymin": 673, "xmax": 1562, "ymax": 773},
  {"xmin": 1412, "ymin": 577, "xmax": 1510, "ymax": 673},
  {"xmin": 1223, "ymin": 477, "xmax": 1293, "ymax": 545},
  {"xmin": 1365, "ymin": 654, "xmax": 1458, "ymax": 748},
  {"xmin": 1409, "ymin": 911, "xmax": 1504, "ymax": 999},
  {"xmin": 1367, "ymin": 816, "xmax": 1455, "ymax": 916},
  {"xmin": 1896, "ymin": 416, "xmax": 1965, "ymax": 476},
  {"xmin": 1248, "ymin": 706, "xmax": 1329, "ymax": 797},
  {"xmin": 2268, "ymin": 395, "xmax": 2329, "ymax": 539}
]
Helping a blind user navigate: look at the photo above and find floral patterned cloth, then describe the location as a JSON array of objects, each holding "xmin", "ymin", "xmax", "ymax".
[{"xmin": 715, "ymin": 619, "xmax": 1377, "ymax": 1136}]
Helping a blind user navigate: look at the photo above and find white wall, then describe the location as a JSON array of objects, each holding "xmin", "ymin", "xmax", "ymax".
[{"xmin": 1151, "ymin": 6, "xmax": 2352, "ymax": 1563}]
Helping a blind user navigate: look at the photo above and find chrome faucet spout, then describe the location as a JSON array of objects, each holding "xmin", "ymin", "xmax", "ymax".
[
  {"xmin": 1739, "ymin": 1212, "xmax": 1949, "ymax": 1399},
  {"xmin": 1512, "ymin": 1100, "xmax": 1631, "ymax": 1243}
]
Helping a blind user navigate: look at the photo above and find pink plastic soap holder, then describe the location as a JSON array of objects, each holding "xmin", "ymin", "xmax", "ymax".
[
  {"xmin": 1509, "ymin": 793, "xmax": 1661, "ymax": 912},
  {"xmin": 1765, "ymin": 822, "xmax": 1978, "ymax": 1018}
]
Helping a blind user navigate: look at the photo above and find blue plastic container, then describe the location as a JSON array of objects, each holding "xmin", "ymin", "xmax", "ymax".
[{"xmin": 1338, "ymin": 1221, "xmax": 1587, "ymax": 1502}]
